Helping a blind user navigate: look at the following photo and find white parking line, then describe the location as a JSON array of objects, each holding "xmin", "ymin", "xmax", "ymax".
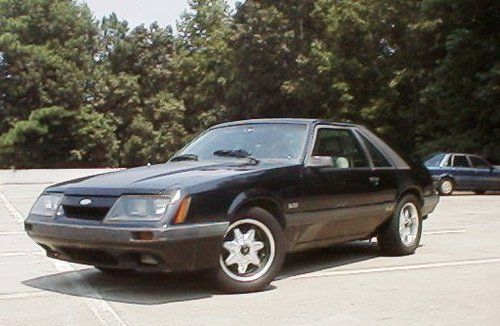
[
  {"xmin": 0, "ymin": 192, "xmax": 24, "ymax": 224},
  {"xmin": 287, "ymin": 257, "xmax": 500, "ymax": 280},
  {"xmin": 0, "ymin": 190, "xmax": 128, "ymax": 326},
  {"xmin": 0, "ymin": 231, "xmax": 26, "ymax": 236},
  {"xmin": 0, "ymin": 252, "xmax": 43, "ymax": 258},
  {"xmin": 423, "ymin": 229, "xmax": 467, "ymax": 235},
  {"xmin": 0, "ymin": 291, "xmax": 54, "ymax": 300}
]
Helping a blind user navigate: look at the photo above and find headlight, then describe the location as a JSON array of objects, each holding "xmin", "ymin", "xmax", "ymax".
[
  {"xmin": 104, "ymin": 190, "xmax": 181, "ymax": 222},
  {"xmin": 30, "ymin": 194, "xmax": 64, "ymax": 217}
]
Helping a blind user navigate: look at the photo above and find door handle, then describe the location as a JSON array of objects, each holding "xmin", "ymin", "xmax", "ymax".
[{"xmin": 369, "ymin": 176, "xmax": 380, "ymax": 186}]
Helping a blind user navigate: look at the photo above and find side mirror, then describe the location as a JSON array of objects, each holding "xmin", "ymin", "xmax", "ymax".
[{"xmin": 305, "ymin": 156, "xmax": 334, "ymax": 168}]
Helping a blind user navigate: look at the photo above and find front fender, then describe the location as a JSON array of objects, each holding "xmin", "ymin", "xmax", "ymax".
[{"xmin": 227, "ymin": 189, "xmax": 285, "ymax": 222}]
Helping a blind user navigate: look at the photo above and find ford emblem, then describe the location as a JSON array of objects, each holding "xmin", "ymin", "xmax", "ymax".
[{"xmin": 80, "ymin": 198, "xmax": 92, "ymax": 206}]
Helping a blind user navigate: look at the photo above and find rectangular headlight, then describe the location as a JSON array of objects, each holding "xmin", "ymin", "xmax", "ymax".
[
  {"xmin": 104, "ymin": 195, "xmax": 174, "ymax": 222},
  {"xmin": 30, "ymin": 194, "xmax": 64, "ymax": 217}
]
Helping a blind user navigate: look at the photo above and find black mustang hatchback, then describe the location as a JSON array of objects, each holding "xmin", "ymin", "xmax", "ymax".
[{"xmin": 26, "ymin": 119, "xmax": 439, "ymax": 293}]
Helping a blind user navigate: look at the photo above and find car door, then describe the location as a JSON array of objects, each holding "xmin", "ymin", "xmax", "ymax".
[
  {"xmin": 451, "ymin": 155, "xmax": 475, "ymax": 190},
  {"xmin": 300, "ymin": 127, "xmax": 389, "ymax": 242},
  {"xmin": 469, "ymin": 156, "xmax": 498, "ymax": 190}
]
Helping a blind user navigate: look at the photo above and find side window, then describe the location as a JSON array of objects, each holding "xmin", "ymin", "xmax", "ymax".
[
  {"xmin": 469, "ymin": 156, "xmax": 491, "ymax": 168},
  {"xmin": 452, "ymin": 155, "xmax": 470, "ymax": 168},
  {"xmin": 312, "ymin": 128, "xmax": 369, "ymax": 168},
  {"xmin": 358, "ymin": 133, "xmax": 392, "ymax": 167}
]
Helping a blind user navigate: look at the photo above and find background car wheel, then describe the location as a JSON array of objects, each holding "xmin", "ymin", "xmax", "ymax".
[
  {"xmin": 214, "ymin": 207, "xmax": 286, "ymax": 293},
  {"xmin": 475, "ymin": 190, "xmax": 486, "ymax": 195},
  {"xmin": 438, "ymin": 178, "xmax": 454, "ymax": 196},
  {"xmin": 378, "ymin": 195, "xmax": 423, "ymax": 256}
]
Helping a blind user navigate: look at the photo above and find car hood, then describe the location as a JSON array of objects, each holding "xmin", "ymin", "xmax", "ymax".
[{"xmin": 46, "ymin": 161, "xmax": 296, "ymax": 197}]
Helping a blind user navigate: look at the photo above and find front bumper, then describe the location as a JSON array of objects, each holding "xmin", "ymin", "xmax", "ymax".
[{"xmin": 25, "ymin": 217, "xmax": 228, "ymax": 272}]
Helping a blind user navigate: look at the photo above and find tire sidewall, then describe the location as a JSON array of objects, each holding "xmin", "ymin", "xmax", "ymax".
[
  {"xmin": 214, "ymin": 206, "xmax": 286, "ymax": 293},
  {"xmin": 394, "ymin": 195, "xmax": 423, "ymax": 254},
  {"xmin": 378, "ymin": 194, "xmax": 423, "ymax": 256},
  {"xmin": 439, "ymin": 178, "xmax": 454, "ymax": 196}
]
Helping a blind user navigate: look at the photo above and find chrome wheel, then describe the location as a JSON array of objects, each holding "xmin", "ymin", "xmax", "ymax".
[
  {"xmin": 219, "ymin": 219, "xmax": 275, "ymax": 282},
  {"xmin": 440, "ymin": 180, "xmax": 453, "ymax": 195},
  {"xmin": 399, "ymin": 202, "xmax": 419, "ymax": 247}
]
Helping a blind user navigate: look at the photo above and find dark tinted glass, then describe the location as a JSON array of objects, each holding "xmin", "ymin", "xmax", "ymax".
[
  {"xmin": 313, "ymin": 129, "xmax": 369, "ymax": 168},
  {"xmin": 443, "ymin": 155, "xmax": 452, "ymax": 167},
  {"xmin": 179, "ymin": 124, "xmax": 308, "ymax": 162},
  {"xmin": 469, "ymin": 156, "xmax": 491, "ymax": 168},
  {"xmin": 359, "ymin": 134, "xmax": 392, "ymax": 167},
  {"xmin": 452, "ymin": 155, "xmax": 470, "ymax": 167}
]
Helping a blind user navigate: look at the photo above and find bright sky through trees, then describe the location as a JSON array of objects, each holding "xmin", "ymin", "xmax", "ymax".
[{"xmin": 82, "ymin": 0, "xmax": 237, "ymax": 27}]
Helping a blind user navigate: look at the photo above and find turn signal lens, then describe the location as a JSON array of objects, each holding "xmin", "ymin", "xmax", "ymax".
[{"xmin": 173, "ymin": 197, "xmax": 191, "ymax": 224}]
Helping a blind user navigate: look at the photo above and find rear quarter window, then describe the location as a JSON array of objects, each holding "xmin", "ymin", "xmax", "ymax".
[{"xmin": 359, "ymin": 134, "xmax": 392, "ymax": 167}]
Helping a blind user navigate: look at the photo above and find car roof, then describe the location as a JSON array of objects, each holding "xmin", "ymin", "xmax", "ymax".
[
  {"xmin": 211, "ymin": 118, "xmax": 358, "ymax": 129},
  {"xmin": 447, "ymin": 153, "xmax": 483, "ymax": 157}
]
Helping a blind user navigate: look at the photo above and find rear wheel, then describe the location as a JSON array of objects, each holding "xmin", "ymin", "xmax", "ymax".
[
  {"xmin": 378, "ymin": 195, "xmax": 423, "ymax": 256},
  {"xmin": 438, "ymin": 178, "xmax": 454, "ymax": 196},
  {"xmin": 214, "ymin": 207, "xmax": 286, "ymax": 293}
]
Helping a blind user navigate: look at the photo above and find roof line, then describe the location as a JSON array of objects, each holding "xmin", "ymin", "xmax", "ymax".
[{"xmin": 211, "ymin": 118, "xmax": 357, "ymax": 129}]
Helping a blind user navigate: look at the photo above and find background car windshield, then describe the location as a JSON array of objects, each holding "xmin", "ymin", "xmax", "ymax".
[
  {"xmin": 178, "ymin": 124, "xmax": 308, "ymax": 162},
  {"xmin": 425, "ymin": 153, "xmax": 445, "ymax": 167}
]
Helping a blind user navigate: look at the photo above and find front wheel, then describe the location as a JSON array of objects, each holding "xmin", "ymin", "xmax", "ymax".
[
  {"xmin": 214, "ymin": 207, "xmax": 286, "ymax": 293},
  {"xmin": 378, "ymin": 195, "xmax": 423, "ymax": 256}
]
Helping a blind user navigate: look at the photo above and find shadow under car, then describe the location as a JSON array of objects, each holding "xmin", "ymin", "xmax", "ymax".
[{"xmin": 23, "ymin": 241, "xmax": 379, "ymax": 305}]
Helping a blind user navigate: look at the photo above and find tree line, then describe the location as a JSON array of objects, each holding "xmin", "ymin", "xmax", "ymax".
[{"xmin": 0, "ymin": 0, "xmax": 498, "ymax": 168}]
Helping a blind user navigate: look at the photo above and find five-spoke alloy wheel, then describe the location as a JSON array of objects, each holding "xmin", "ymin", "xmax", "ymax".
[
  {"xmin": 378, "ymin": 195, "xmax": 423, "ymax": 256},
  {"xmin": 398, "ymin": 202, "xmax": 420, "ymax": 247}
]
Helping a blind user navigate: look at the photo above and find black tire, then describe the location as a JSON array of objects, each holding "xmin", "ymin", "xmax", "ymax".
[
  {"xmin": 214, "ymin": 207, "xmax": 286, "ymax": 293},
  {"xmin": 378, "ymin": 195, "xmax": 423, "ymax": 256},
  {"xmin": 475, "ymin": 190, "xmax": 486, "ymax": 195},
  {"xmin": 438, "ymin": 178, "xmax": 454, "ymax": 196}
]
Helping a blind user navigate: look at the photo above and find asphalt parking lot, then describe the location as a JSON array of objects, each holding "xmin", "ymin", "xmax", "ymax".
[{"xmin": 1, "ymin": 169, "xmax": 499, "ymax": 325}]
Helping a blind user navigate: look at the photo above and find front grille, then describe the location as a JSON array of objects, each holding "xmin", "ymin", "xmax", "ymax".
[{"xmin": 63, "ymin": 205, "xmax": 110, "ymax": 221}]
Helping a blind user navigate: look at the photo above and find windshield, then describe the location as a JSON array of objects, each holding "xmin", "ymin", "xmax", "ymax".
[
  {"xmin": 176, "ymin": 124, "xmax": 309, "ymax": 163},
  {"xmin": 424, "ymin": 153, "xmax": 445, "ymax": 167}
]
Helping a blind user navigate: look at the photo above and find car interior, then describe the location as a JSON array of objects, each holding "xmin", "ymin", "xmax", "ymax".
[{"xmin": 312, "ymin": 129, "xmax": 369, "ymax": 168}]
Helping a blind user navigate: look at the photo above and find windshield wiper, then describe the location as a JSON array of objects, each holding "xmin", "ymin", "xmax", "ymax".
[
  {"xmin": 213, "ymin": 149, "xmax": 260, "ymax": 165},
  {"xmin": 170, "ymin": 153, "xmax": 198, "ymax": 162}
]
